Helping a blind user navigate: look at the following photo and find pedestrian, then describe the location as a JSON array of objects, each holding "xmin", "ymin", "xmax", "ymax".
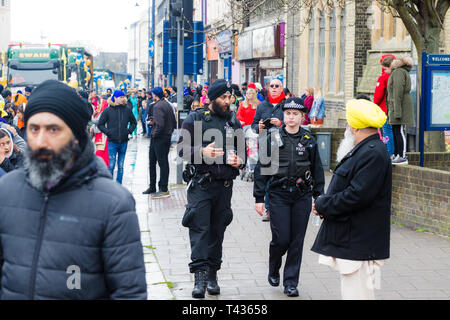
[
  {"xmin": 91, "ymin": 97, "xmax": 109, "ymax": 167},
  {"xmin": 138, "ymin": 90, "xmax": 148, "ymax": 137},
  {"xmin": 14, "ymin": 104, "xmax": 26, "ymax": 138},
  {"xmin": 229, "ymin": 94, "xmax": 239, "ymax": 112},
  {"xmin": 251, "ymin": 78, "xmax": 286, "ymax": 222},
  {"xmin": 236, "ymin": 88, "xmax": 258, "ymax": 127},
  {"xmin": 254, "ymin": 97, "xmax": 325, "ymax": 297},
  {"xmin": 374, "ymin": 55, "xmax": 396, "ymax": 158},
  {"xmin": 177, "ymin": 79, "xmax": 246, "ymax": 299},
  {"xmin": 200, "ymin": 88, "xmax": 208, "ymax": 106},
  {"xmin": 142, "ymin": 87, "xmax": 177, "ymax": 198},
  {"xmin": 309, "ymin": 86, "xmax": 325, "ymax": 127},
  {"xmin": 283, "ymin": 88, "xmax": 293, "ymax": 98},
  {"xmin": 0, "ymin": 79, "xmax": 147, "ymax": 300},
  {"xmin": 25, "ymin": 86, "xmax": 33, "ymax": 99},
  {"xmin": 302, "ymin": 87, "xmax": 314, "ymax": 125},
  {"xmin": 129, "ymin": 90, "xmax": 139, "ymax": 138},
  {"xmin": 231, "ymin": 84, "xmax": 244, "ymax": 105},
  {"xmin": 98, "ymin": 90, "xmax": 137, "ymax": 184},
  {"xmin": 190, "ymin": 99, "xmax": 201, "ymax": 114},
  {"xmin": 241, "ymin": 82, "xmax": 248, "ymax": 96},
  {"xmin": 311, "ymin": 98, "xmax": 390, "ymax": 300},
  {"xmin": 254, "ymin": 83, "xmax": 265, "ymax": 102},
  {"xmin": 386, "ymin": 56, "xmax": 414, "ymax": 165},
  {"xmin": 1, "ymin": 89, "xmax": 11, "ymax": 104},
  {"xmin": 0, "ymin": 127, "xmax": 25, "ymax": 173}
]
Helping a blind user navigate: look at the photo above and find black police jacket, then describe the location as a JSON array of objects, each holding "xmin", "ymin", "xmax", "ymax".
[
  {"xmin": 178, "ymin": 107, "xmax": 246, "ymax": 181},
  {"xmin": 253, "ymin": 126, "xmax": 325, "ymax": 203},
  {"xmin": 98, "ymin": 103, "xmax": 137, "ymax": 144},
  {"xmin": 311, "ymin": 134, "xmax": 392, "ymax": 261}
]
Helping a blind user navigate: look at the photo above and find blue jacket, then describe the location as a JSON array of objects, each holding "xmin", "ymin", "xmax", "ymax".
[
  {"xmin": 0, "ymin": 141, "xmax": 147, "ymax": 300},
  {"xmin": 309, "ymin": 96, "xmax": 325, "ymax": 119}
]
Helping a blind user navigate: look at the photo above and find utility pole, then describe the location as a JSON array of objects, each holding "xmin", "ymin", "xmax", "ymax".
[
  {"xmin": 176, "ymin": 1, "xmax": 185, "ymax": 184},
  {"xmin": 151, "ymin": 0, "xmax": 155, "ymax": 88}
]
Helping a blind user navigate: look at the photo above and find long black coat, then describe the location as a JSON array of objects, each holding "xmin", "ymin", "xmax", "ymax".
[
  {"xmin": 0, "ymin": 141, "xmax": 147, "ymax": 300},
  {"xmin": 311, "ymin": 134, "xmax": 392, "ymax": 261}
]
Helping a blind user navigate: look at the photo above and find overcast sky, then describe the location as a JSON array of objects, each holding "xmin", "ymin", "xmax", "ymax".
[{"xmin": 11, "ymin": 0, "xmax": 147, "ymax": 54}]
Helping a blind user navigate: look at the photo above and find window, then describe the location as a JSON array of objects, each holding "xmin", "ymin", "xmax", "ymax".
[
  {"xmin": 308, "ymin": 11, "xmax": 315, "ymax": 88},
  {"xmin": 339, "ymin": 7, "xmax": 346, "ymax": 93},
  {"xmin": 329, "ymin": 8, "xmax": 336, "ymax": 93},
  {"xmin": 318, "ymin": 10, "xmax": 326, "ymax": 90}
]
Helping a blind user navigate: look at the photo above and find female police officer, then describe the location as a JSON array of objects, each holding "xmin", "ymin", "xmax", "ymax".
[{"xmin": 254, "ymin": 97, "xmax": 325, "ymax": 297}]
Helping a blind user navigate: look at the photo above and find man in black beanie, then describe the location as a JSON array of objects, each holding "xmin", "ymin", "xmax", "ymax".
[
  {"xmin": 177, "ymin": 79, "xmax": 246, "ymax": 299},
  {"xmin": 0, "ymin": 80, "xmax": 147, "ymax": 300}
]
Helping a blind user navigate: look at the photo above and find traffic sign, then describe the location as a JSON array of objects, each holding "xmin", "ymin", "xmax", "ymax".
[{"xmin": 149, "ymin": 40, "xmax": 155, "ymax": 58}]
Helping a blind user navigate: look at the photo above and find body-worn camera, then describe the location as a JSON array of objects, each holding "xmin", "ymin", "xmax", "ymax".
[
  {"xmin": 296, "ymin": 170, "xmax": 313, "ymax": 192},
  {"xmin": 183, "ymin": 164, "xmax": 196, "ymax": 183}
]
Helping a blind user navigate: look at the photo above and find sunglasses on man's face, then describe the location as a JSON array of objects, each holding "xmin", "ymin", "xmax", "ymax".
[{"xmin": 270, "ymin": 84, "xmax": 280, "ymax": 88}]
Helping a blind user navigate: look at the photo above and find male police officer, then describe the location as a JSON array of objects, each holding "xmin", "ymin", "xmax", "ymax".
[
  {"xmin": 178, "ymin": 79, "xmax": 246, "ymax": 299},
  {"xmin": 254, "ymin": 97, "xmax": 325, "ymax": 297}
]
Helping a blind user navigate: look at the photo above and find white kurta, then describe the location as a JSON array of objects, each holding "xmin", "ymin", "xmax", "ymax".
[{"xmin": 318, "ymin": 254, "xmax": 385, "ymax": 300}]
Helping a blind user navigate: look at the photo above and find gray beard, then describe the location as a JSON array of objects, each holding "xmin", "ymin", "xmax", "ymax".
[
  {"xmin": 24, "ymin": 140, "xmax": 79, "ymax": 192},
  {"xmin": 336, "ymin": 127, "xmax": 356, "ymax": 163}
]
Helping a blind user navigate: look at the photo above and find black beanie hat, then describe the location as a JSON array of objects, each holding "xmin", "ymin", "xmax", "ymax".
[
  {"xmin": 207, "ymin": 79, "xmax": 232, "ymax": 101},
  {"xmin": 24, "ymin": 80, "xmax": 91, "ymax": 148}
]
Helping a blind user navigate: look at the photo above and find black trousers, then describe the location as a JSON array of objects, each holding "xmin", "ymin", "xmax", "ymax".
[
  {"xmin": 149, "ymin": 136, "xmax": 171, "ymax": 192},
  {"xmin": 182, "ymin": 179, "xmax": 234, "ymax": 273},
  {"xmin": 268, "ymin": 187, "xmax": 312, "ymax": 287},
  {"xmin": 392, "ymin": 124, "xmax": 406, "ymax": 158}
]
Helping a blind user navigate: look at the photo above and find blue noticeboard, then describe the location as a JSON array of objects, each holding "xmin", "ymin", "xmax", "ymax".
[
  {"xmin": 163, "ymin": 21, "xmax": 204, "ymax": 75},
  {"xmin": 425, "ymin": 66, "xmax": 450, "ymax": 130},
  {"xmin": 419, "ymin": 52, "xmax": 450, "ymax": 167}
]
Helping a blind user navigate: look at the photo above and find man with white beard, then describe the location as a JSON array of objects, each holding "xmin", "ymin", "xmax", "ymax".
[{"xmin": 311, "ymin": 98, "xmax": 392, "ymax": 300}]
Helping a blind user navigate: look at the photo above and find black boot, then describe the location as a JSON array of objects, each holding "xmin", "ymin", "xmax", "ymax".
[
  {"xmin": 192, "ymin": 271, "xmax": 207, "ymax": 299},
  {"xmin": 207, "ymin": 269, "xmax": 220, "ymax": 295}
]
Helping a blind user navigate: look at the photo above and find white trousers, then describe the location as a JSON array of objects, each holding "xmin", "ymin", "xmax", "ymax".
[{"xmin": 319, "ymin": 255, "xmax": 384, "ymax": 300}]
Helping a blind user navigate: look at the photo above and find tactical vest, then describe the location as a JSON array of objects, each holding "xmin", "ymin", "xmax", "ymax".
[{"xmin": 273, "ymin": 129, "xmax": 313, "ymax": 180}]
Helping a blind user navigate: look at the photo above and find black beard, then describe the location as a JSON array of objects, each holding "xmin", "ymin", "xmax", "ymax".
[
  {"xmin": 211, "ymin": 101, "xmax": 231, "ymax": 118},
  {"xmin": 24, "ymin": 139, "xmax": 81, "ymax": 192}
]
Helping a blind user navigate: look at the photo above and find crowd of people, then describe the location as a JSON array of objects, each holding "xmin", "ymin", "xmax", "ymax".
[{"xmin": 0, "ymin": 53, "xmax": 414, "ymax": 300}]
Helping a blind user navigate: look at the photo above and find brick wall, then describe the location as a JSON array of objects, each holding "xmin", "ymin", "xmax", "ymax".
[
  {"xmin": 391, "ymin": 165, "xmax": 450, "ymax": 237},
  {"xmin": 406, "ymin": 152, "xmax": 450, "ymax": 172}
]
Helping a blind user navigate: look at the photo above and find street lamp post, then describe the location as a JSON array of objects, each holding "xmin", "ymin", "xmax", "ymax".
[{"xmin": 147, "ymin": 0, "xmax": 156, "ymax": 90}]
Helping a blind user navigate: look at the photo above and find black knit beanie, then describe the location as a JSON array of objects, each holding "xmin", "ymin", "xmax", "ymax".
[{"xmin": 24, "ymin": 80, "xmax": 91, "ymax": 148}]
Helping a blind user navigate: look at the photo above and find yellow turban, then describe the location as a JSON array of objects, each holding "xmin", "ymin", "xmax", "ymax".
[
  {"xmin": 346, "ymin": 99, "xmax": 387, "ymax": 129},
  {"xmin": 13, "ymin": 93, "xmax": 27, "ymax": 107},
  {"xmin": 0, "ymin": 100, "xmax": 7, "ymax": 118}
]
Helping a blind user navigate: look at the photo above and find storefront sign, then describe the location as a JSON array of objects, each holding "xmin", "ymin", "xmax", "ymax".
[
  {"xmin": 252, "ymin": 26, "xmax": 276, "ymax": 59},
  {"xmin": 238, "ymin": 31, "xmax": 253, "ymax": 61},
  {"xmin": 207, "ymin": 38, "xmax": 219, "ymax": 61},
  {"xmin": 260, "ymin": 58, "xmax": 283, "ymax": 69},
  {"xmin": 216, "ymin": 30, "xmax": 232, "ymax": 55}
]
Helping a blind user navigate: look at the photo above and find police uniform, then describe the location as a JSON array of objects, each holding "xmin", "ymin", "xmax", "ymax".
[
  {"xmin": 178, "ymin": 79, "xmax": 246, "ymax": 298},
  {"xmin": 253, "ymin": 100, "xmax": 325, "ymax": 296}
]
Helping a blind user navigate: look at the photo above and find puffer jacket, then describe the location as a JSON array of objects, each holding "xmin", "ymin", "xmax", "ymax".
[
  {"xmin": 0, "ymin": 140, "xmax": 147, "ymax": 300},
  {"xmin": 386, "ymin": 57, "xmax": 415, "ymax": 126}
]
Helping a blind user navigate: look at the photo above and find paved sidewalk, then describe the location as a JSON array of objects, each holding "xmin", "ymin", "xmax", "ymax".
[{"xmin": 122, "ymin": 136, "xmax": 450, "ymax": 300}]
